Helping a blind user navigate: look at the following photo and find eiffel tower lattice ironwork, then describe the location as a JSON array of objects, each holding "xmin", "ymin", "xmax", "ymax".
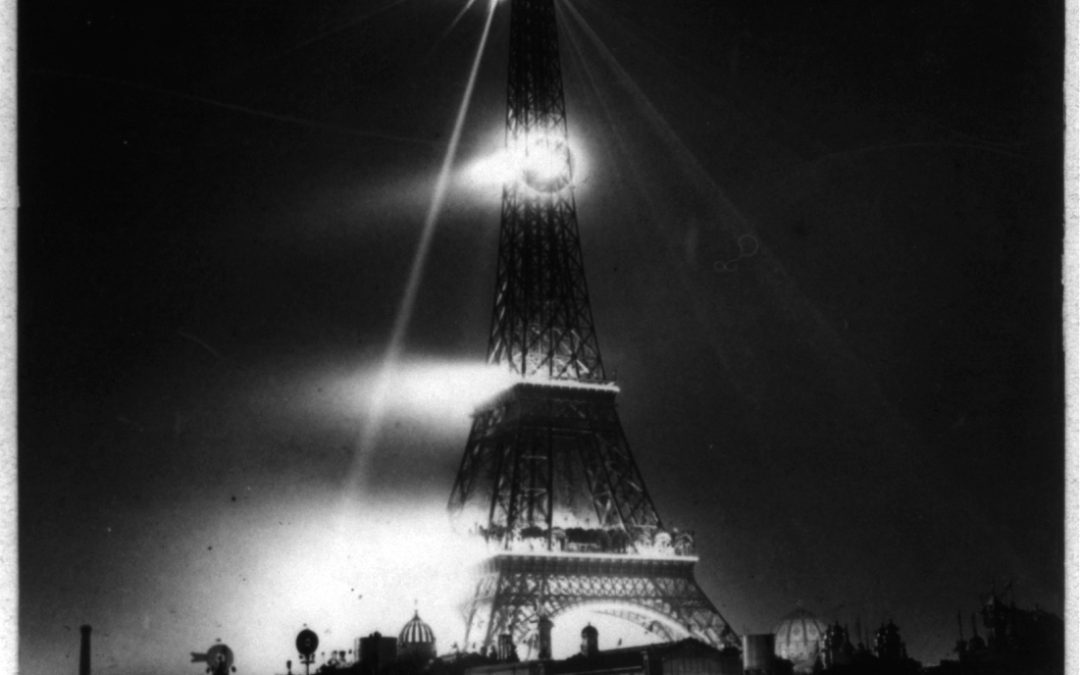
[{"xmin": 447, "ymin": 0, "xmax": 737, "ymax": 657}]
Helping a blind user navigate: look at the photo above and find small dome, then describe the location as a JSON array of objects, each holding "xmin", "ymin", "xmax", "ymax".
[
  {"xmin": 399, "ymin": 611, "xmax": 436, "ymax": 649},
  {"xmin": 773, "ymin": 608, "xmax": 827, "ymax": 673}
]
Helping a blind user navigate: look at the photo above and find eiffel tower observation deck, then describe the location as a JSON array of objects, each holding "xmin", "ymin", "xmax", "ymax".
[{"xmin": 447, "ymin": 0, "xmax": 737, "ymax": 657}]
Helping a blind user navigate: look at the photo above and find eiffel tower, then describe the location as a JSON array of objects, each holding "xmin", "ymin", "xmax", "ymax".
[{"xmin": 447, "ymin": 0, "xmax": 737, "ymax": 657}]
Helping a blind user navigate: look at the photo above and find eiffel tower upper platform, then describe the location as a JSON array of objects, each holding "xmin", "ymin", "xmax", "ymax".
[{"xmin": 446, "ymin": 0, "xmax": 737, "ymax": 657}]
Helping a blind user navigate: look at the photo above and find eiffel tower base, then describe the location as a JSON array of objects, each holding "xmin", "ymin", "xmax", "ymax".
[{"xmin": 462, "ymin": 552, "xmax": 739, "ymax": 657}]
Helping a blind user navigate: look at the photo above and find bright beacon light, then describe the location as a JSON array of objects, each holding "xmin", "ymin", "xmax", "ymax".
[
  {"xmin": 518, "ymin": 135, "xmax": 572, "ymax": 193},
  {"xmin": 464, "ymin": 136, "xmax": 576, "ymax": 193}
]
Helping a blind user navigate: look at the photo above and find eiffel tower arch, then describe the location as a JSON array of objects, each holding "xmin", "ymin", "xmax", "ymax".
[
  {"xmin": 461, "ymin": 553, "xmax": 737, "ymax": 655},
  {"xmin": 447, "ymin": 0, "xmax": 738, "ymax": 656}
]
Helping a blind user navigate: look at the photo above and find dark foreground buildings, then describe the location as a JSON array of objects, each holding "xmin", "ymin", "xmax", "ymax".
[
  {"xmin": 925, "ymin": 591, "xmax": 1064, "ymax": 675},
  {"xmin": 294, "ymin": 586, "xmax": 1062, "ymax": 675}
]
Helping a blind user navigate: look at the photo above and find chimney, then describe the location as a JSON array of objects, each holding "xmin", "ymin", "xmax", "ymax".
[
  {"xmin": 497, "ymin": 634, "xmax": 516, "ymax": 662},
  {"xmin": 741, "ymin": 634, "xmax": 775, "ymax": 674},
  {"xmin": 538, "ymin": 616, "xmax": 553, "ymax": 660},
  {"xmin": 580, "ymin": 624, "xmax": 598, "ymax": 658},
  {"xmin": 79, "ymin": 625, "xmax": 92, "ymax": 675}
]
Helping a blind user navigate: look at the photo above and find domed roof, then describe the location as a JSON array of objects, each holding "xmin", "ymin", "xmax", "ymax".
[
  {"xmin": 399, "ymin": 611, "xmax": 436, "ymax": 647},
  {"xmin": 773, "ymin": 608, "xmax": 827, "ymax": 672}
]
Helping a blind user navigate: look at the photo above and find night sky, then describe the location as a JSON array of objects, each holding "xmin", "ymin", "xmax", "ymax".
[{"xmin": 19, "ymin": 1, "xmax": 1065, "ymax": 674}]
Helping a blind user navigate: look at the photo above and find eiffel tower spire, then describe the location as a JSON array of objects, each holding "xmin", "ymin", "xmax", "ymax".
[
  {"xmin": 487, "ymin": 0, "xmax": 603, "ymax": 382},
  {"xmin": 448, "ymin": 0, "xmax": 737, "ymax": 655}
]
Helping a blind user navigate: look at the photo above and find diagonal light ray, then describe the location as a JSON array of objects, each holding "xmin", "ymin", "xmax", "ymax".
[
  {"xmin": 578, "ymin": 0, "xmax": 810, "ymax": 167},
  {"xmin": 282, "ymin": 0, "xmax": 412, "ymax": 56},
  {"xmin": 342, "ymin": 0, "xmax": 500, "ymax": 498},
  {"xmin": 558, "ymin": 1, "xmax": 751, "ymax": 241},
  {"xmin": 212, "ymin": 0, "xmax": 413, "ymax": 84},
  {"xmin": 562, "ymin": 1, "xmax": 989, "ymax": 551},
  {"xmin": 32, "ymin": 68, "xmax": 439, "ymax": 147},
  {"xmin": 561, "ymin": 11, "xmax": 734, "ymax": 376},
  {"xmin": 435, "ymin": 0, "xmax": 482, "ymax": 50}
]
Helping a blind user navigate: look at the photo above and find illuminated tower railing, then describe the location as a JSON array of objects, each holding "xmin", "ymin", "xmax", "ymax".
[{"xmin": 448, "ymin": 0, "xmax": 737, "ymax": 655}]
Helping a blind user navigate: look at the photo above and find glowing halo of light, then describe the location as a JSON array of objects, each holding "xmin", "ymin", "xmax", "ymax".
[
  {"xmin": 305, "ymin": 356, "xmax": 620, "ymax": 444},
  {"xmin": 341, "ymin": 360, "xmax": 518, "ymax": 423},
  {"xmin": 518, "ymin": 135, "xmax": 572, "ymax": 193},
  {"xmin": 255, "ymin": 496, "xmax": 489, "ymax": 663},
  {"xmin": 462, "ymin": 138, "xmax": 588, "ymax": 195},
  {"xmin": 345, "ymin": 361, "xmax": 622, "ymax": 422},
  {"xmin": 464, "ymin": 148, "xmax": 518, "ymax": 187}
]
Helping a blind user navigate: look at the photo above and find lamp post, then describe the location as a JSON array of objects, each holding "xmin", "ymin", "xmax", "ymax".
[{"xmin": 295, "ymin": 628, "xmax": 319, "ymax": 675}]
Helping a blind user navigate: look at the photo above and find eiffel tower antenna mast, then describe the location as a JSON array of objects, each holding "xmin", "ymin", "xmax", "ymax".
[{"xmin": 448, "ymin": 0, "xmax": 737, "ymax": 655}]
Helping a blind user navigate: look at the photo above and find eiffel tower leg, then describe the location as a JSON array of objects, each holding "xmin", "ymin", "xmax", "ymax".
[{"xmin": 462, "ymin": 580, "xmax": 483, "ymax": 651}]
